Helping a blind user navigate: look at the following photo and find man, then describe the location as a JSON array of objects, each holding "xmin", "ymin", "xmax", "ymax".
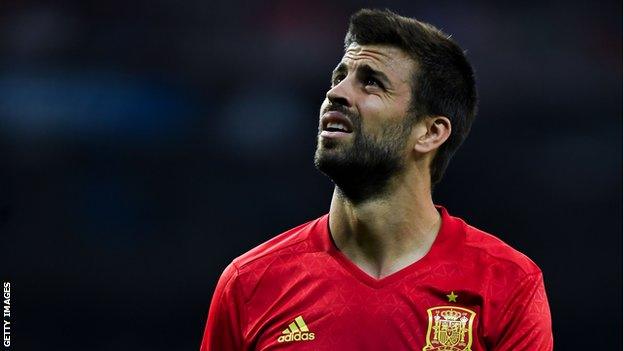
[{"xmin": 200, "ymin": 9, "xmax": 553, "ymax": 351}]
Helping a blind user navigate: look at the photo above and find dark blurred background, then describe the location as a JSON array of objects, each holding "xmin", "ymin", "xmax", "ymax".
[{"xmin": 0, "ymin": 0, "xmax": 620, "ymax": 350}]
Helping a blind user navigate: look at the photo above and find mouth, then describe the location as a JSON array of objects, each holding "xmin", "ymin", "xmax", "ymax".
[{"xmin": 320, "ymin": 111, "xmax": 354, "ymax": 138}]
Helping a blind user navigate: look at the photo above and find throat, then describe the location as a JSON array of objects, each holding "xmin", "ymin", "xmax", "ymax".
[{"xmin": 328, "ymin": 190, "xmax": 442, "ymax": 280}]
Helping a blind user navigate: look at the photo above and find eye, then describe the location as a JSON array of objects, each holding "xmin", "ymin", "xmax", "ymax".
[
  {"xmin": 331, "ymin": 74, "xmax": 346, "ymax": 86},
  {"xmin": 364, "ymin": 77, "xmax": 383, "ymax": 89}
]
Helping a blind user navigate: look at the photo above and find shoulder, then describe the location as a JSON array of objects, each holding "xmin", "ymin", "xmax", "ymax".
[
  {"xmin": 457, "ymin": 223, "xmax": 553, "ymax": 348},
  {"xmin": 230, "ymin": 214, "xmax": 328, "ymax": 273},
  {"xmin": 457, "ymin": 218, "xmax": 543, "ymax": 277}
]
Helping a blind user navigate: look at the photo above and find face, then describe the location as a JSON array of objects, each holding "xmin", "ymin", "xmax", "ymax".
[{"xmin": 314, "ymin": 43, "xmax": 417, "ymax": 203}]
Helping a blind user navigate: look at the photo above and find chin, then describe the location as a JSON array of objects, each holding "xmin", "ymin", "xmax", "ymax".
[{"xmin": 314, "ymin": 148, "xmax": 337, "ymax": 172}]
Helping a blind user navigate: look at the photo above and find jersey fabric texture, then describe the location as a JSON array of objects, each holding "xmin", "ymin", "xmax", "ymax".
[{"xmin": 200, "ymin": 206, "xmax": 553, "ymax": 350}]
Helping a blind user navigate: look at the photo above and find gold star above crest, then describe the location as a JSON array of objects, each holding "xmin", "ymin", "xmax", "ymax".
[{"xmin": 446, "ymin": 291, "xmax": 458, "ymax": 302}]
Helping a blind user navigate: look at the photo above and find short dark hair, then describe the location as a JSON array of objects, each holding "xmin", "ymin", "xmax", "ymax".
[{"xmin": 344, "ymin": 9, "xmax": 478, "ymax": 188}]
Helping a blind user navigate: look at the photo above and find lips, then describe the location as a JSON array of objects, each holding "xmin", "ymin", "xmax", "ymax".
[{"xmin": 321, "ymin": 111, "xmax": 354, "ymax": 135}]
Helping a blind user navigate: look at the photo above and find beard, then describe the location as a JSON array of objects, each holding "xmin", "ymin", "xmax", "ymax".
[{"xmin": 314, "ymin": 109, "xmax": 413, "ymax": 204}]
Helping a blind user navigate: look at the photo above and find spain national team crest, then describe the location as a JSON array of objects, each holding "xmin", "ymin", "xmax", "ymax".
[{"xmin": 422, "ymin": 306, "xmax": 476, "ymax": 351}]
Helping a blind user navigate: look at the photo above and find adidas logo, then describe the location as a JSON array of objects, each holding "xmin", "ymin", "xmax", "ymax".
[{"xmin": 277, "ymin": 315, "xmax": 315, "ymax": 343}]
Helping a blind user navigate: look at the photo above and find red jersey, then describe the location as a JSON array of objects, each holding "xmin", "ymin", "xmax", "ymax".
[{"xmin": 200, "ymin": 206, "xmax": 553, "ymax": 350}]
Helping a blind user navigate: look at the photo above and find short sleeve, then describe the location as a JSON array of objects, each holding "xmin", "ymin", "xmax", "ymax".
[
  {"xmin": 200, "ymin": 262, "xmax": 245, "ymax": 351},
  {"xmin": 492, "ymin": 272, "xmax": 553, "ymax": 350}
]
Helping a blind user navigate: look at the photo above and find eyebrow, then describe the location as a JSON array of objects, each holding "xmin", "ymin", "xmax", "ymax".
[{"xmin": 332, "ymin": 62, "xmax": 392, "ymax": 87}]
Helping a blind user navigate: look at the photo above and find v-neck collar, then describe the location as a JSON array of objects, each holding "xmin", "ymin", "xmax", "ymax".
[{"xmin": 315, "ymin": 205, "xmax": 463, "ymax": 289}]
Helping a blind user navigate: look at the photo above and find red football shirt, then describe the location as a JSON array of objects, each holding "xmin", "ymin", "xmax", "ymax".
[{"xmin": 200, "ymin": 206, "xmax": 553, "ymax": 350}]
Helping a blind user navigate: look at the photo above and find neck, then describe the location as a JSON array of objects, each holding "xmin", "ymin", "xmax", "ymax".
[{"xmin": 328, "ymin": 169, "xmax": 441, "ymax": 279}]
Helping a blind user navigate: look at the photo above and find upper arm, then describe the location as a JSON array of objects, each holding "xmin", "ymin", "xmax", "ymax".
[
  {"xmin": 200, "ymin": 262, "xmax": 246, "ymax": 351},
  {"xmin": 491, "ymin": 272, "xmax": 553, "ymax": 351}
]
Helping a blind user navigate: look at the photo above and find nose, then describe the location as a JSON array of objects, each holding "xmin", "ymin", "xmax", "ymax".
[{"xmin": 326, "ymin": 78, "xmax": 353, "ymax": 108}]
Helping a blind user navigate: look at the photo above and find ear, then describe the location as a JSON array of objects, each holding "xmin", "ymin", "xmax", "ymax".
[{"xmin": 412, "ymin": 116, "xmax": 452, "ymax": 154}]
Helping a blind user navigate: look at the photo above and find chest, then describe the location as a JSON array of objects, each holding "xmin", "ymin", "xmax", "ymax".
[{"xmin": 243, "ymin": 271, "xmax": 490, "ymax": 351}]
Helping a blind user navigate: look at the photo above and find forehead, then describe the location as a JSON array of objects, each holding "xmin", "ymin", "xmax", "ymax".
[{"xmin": 338, "ymin": 43, "xmax": 415, "ymax": 82}]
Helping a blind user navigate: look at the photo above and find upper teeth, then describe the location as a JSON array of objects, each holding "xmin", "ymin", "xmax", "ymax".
[{"xmin": 327, "ymin": 122, "xmax": 347, "ymax": 131}]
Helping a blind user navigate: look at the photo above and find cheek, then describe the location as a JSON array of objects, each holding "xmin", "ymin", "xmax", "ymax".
[{"xmin": 357, "ymin": 98, "xmax": 406, "ymax": 133}]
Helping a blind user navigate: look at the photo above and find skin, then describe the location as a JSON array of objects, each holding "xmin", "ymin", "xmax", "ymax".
[{"xmin": 318, "ymin": 43, "xmax": 452, "ymax": 279}]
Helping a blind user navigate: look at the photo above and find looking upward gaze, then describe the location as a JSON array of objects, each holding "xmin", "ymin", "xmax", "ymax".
[{"xmin": 201, "ymin": 8, "xmax": 553, "ymax": 351}]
